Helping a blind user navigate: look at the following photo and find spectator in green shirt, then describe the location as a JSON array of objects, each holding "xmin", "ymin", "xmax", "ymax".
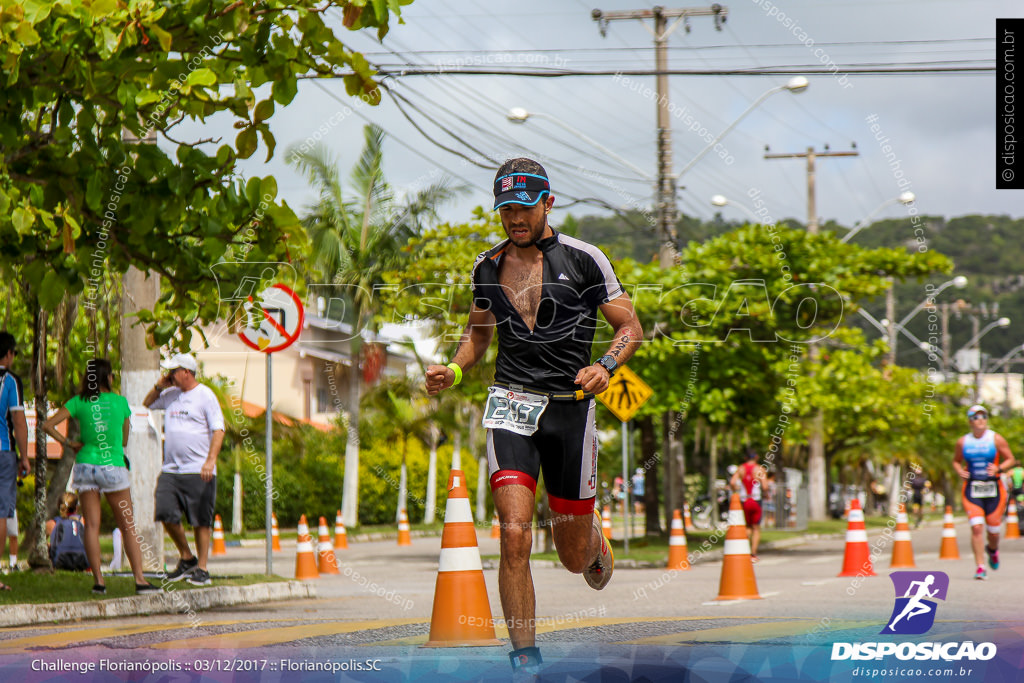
[{"xmin": 43, "ymin": 359, "xmax": 159, "ymax": 594}]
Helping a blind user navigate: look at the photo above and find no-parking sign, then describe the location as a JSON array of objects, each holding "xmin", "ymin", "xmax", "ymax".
[{"xmin": 238, "ymin": 283, "xmax": 304, "ymax": 353}]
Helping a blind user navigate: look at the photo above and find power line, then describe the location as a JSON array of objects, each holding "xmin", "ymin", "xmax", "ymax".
[{"xmin": 368, "ymin": 65, "xmax": 992, "ymax": 78}]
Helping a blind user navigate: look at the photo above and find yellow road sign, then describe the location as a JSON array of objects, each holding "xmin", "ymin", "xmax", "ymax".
[{"xmin": 597, "ymin": 365, "xmax": 652, "ymax": 422}]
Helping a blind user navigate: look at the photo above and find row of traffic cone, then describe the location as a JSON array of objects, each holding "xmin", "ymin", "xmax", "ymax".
[{"xmin": 837, "ymin": 499, "xmax": 1024, "ymax": 576}]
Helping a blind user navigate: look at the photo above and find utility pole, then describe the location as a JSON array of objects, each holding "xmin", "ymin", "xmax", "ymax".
[
  {"xmin": 593, "ymin": 5, "xmax": 727, "ymax": 268},
  {"xmin": 764, "ymin": 145, "xmax": 858, "ymax": 521}
]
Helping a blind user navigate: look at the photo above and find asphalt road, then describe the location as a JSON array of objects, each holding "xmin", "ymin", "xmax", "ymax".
[{"xmin": 2, "ymin": 519, "xmax": 1022, "ymax": 682}]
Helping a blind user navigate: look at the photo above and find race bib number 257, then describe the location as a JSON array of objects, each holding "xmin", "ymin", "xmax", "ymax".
[{"xmin": 482, "ymin": 387, "xmax": 549, "ymax": 436}]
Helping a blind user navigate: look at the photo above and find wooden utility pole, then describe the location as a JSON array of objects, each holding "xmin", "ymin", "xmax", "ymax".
[
  {"xmin": 764, "ymin": 146, "xmax": 858, "ymax": 521},
  {"xmin": 593, "ymin": 5, "xmax": 727, "ymax": 267}
]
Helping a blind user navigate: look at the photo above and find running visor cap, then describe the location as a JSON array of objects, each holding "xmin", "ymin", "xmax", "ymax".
[
  {"xmin": 494, "ymin": 171, "xmax": 550, "ymax": 209},
  {"xmin": 967, "ymin": 404, "xmax": 988, "ymax": 419}
]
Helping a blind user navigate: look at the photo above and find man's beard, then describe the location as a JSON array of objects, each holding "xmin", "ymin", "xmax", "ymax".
[{"xmin": 506, "ymin": 215, "xmax": 546, "ymax": 247}]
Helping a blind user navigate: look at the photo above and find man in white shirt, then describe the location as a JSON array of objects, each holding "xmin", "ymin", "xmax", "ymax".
[{"xmin": 144, "ymin": 353, "xmax": 225, "ymax": 586}]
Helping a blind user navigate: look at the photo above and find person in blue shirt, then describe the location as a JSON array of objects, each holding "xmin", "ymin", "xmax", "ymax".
[
  {"xmin": 953, "ymin": 405, "xmax": 1017, "ymax": 580},
  {"xmin": 0, "ymin": 332, "xmax": 28, "ymax": 592}
]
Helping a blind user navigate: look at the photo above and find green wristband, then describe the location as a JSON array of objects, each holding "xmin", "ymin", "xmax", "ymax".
[{"xmin": 446, "ymin": 362, "xmax": 463, "ymax": 386}]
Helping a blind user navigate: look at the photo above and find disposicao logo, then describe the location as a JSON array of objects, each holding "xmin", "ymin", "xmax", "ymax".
[
  {"xmin": 881, "ymin": 571, "xmax": 948, "ymax": 635},
  {"xmin": 831, "ymin": 570, "xmax": 997, "ymax": 662}
]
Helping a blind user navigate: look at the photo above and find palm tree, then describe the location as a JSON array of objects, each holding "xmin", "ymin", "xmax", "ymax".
[
  {"xmin": 362, "ymin": 376, "xmax": 432, "ymax": 521},
  {"xmin": 288, "ymin": 125, "xmax": 464, "ymax": 527}
]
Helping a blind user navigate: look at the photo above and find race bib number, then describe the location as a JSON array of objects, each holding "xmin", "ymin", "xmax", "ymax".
[
  {"xmin": 970, "ymin": 480, "xmax": 998, "ymax": 499},
  {"xmin": 482, "ymin": 386, "xmax": 549, "ymax": 436}
]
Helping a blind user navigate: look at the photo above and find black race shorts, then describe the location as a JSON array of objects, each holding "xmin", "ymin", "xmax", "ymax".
[
  {"xmin": 487, "ymin": 398, "xmax": 598, "ymax": 516},
  {"xmin": 155, "ymin": 472, "xmax": 217, "ymax": 528}
]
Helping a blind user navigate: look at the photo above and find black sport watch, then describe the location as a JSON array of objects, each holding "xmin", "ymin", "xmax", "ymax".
[{"xmin": 595, "ymin": 355, "xmax": 619, "ymax": 377}]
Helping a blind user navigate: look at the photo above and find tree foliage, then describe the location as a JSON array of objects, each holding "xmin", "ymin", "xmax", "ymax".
[{"xmin": 0, "ymin": 0, "xmax": 408, "ymax": 341}]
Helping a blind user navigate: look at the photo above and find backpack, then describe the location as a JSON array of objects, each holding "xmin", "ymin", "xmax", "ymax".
[{"xmin": 50, "ymin": 517, "xmax": 90, "ymax": 571}]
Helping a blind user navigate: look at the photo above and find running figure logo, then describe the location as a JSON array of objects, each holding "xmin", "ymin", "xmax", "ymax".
[{"xmin": 881, "ymin": 571, "xmax": 949, "ymax": 635}]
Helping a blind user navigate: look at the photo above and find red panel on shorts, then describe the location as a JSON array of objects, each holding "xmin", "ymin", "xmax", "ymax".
[
  {"xmin": 490, "ymin": 470, "xmax": 537, "ymax": 494},
  {"xmin": 547, "ymin": 493, "xmax": 596, "ymax": 516}
]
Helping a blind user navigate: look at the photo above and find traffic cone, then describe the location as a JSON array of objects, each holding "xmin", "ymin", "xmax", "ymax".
[
  {"xmin": 1005, "ymin": 501, "xmax": 1020, "ymax": 540},
  {"xmin": 838, "ymin": 498, "xmax": 876, "ymax": 577},
  {"xmin": 890, "ymin": 503, "xmax": 916, "ymax": 568},
  {"xmin": 333, "ymin": 510, "xmax": 348, "ymax": 550},
  {"xmin": 490, "ymin": 512, "xmax": 501, "ymax": 539},
  {"xmin": 938, "ymin": 506, "xmax": 960, "ymax": 560},
  {"xmin": 667, "ymin": 509, "xmax": 690, "ymax": 571},
  {"xmin": 683, "ymin": 503, "xmax": 694, "ymax": 531},
  {"xmin": 715, "ymin": 493, "xmax": 760, "ymax": 600},
  {"xmin": 294, "ymin": 515, "xmax": 319, "ymax": 580},
  {"xmin": 211, "ymin": 515, "xmax": 227, "ymax": 555},
  {"xmin": 601, "ymin": 506, "xmax": 613, "ymax": 540},
  {"xmin": 317, "ymin": 516, "xmax": 340, "ymax": 574},
  {"xmin": 271, "ymin": 513, "xmax": 282, "ymax": 552},
  {"xmin": 397, "ymin": 509, "xmax": 412, "ymax": 546},
  {"xmin": 423, "ymin": 469, "xmax": 502, "ymax": 647}
]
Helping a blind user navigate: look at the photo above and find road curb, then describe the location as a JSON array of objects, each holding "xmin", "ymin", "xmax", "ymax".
[{"xmin": 0, "ymin": 580, "xmax": 316, "ymax": 628}]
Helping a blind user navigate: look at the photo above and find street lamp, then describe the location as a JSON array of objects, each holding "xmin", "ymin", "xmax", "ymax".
[
  {"xmin": 676, "ymin": 77, "xmax": 809, "ymax": 178},
  {"xmin": 839, "ymin": 191, "xmax": 917, "ymax": 244},
  {"xmin": 506, "ymin": 107, "xmax": 653, "ymax": 180},
  {"xmin": 958, "ymin": 316, "xmax": 1011, "ymax": 356},
  {"xmin": 858, "ymin": 308, "xmax": 935, "ymax": 358},
  {"xmin": 710, "ymin": 194, "xmax": 762, "ymax": 223},
  {"xmin": 896, "ymin": 275, "xmax": 968, "ymax": 330}
]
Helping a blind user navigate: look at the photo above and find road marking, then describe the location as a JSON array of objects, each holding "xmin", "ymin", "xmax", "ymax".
[
  {"xmin": 801, "ymin": 580, "xmax": 831, "ymax": 586},
  {"xmin": 369, "ymin": 616, "xmax": 809, "ymax": 647},
  {"xmin": 0, "ymin": 619, "xmax": 280, "ymax": 654},
  {"xmin": 149, "ymin": 618, "xmax": 425, "ymax": 650},
  {"xmin": 702, "ymin": 591, "xmax": 780, "ymax": 606},
  {"xmin": 618, "ymin": 619, "xmax": 874, "ymax": 645},
  {"xmin": 806, "ymin": 556, "xmax": 837, "ymax": 564}
]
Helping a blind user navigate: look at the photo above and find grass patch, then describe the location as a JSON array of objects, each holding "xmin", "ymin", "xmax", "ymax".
[{"xmin": 0, "ymin": 571, "xmax": 289, "ymax": 605}]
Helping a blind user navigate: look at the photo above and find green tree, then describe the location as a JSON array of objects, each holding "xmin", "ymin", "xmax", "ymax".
[
  {"xmin": 0, "ymin": 0, "xmax": 409, "ymax": 566},
  {"xmin": 288, "ymin": 126, "xmax": 463, "ymax": 526}
]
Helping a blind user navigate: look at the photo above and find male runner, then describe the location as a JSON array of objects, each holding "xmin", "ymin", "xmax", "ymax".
[
  {"xmin": 425, "ymin": 158, "xmax": 642, "ymax": 673},
  {"xmin": 730, "ymin": 450, "xmax": 765, "ymax": 560},
  {"xmin": 953, "ymin": 405, "xmax": 1017, "ymax": 580}
]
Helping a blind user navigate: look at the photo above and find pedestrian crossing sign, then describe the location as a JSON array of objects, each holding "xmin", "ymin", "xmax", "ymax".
[{"xmin": 597, "ymin": 365, "xmax": 652, "ymax": 422}]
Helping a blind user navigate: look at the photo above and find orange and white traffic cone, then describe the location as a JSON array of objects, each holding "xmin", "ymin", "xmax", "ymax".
[
  {"xmin": 602, "ymin": 505, "xmax": 613, "ymax": 540},
  {"xmin": 294, "ymin": 515, "xmax": 319, "ymax": 580},
  {"xmin": 317, "ymin": 516, "xmax": 340, "ymax": 574},
  {"xmin": 683, "ymin": 503, "xmax": 694, "ymax": 531},
  {"xmin": 838, "ymin": 498, "xmax": 876, "ymax": 577},
  {"xmin": 333, "ymin": 510, "xmax": 348, "ymax": 550},
  {"xmin": 423, "ymin": 469, "xmax": 502, "ymax": 647},
  {"xmin": 1005, "ymin": 501, "xmax": 1020, "ymax": 540},
  {"xmin": 667, "ymin": 509, "xmax": 690, "ymax": 571},
  {"xmin": 490, "ymin": 512, "xmax": 501, "ymax": 540},
  {"xmin": 890, "ymin": 503, "xmax": 916, "ymax": 568},
  {"xmin": 211, "ymin": 515, "xmax": 227, "ymax": 555},
  {"xmin": 271, "ymin": 513, "xmax": 282, "ymax": 552},
  {"xmin": 938, "ymin": 505, "xmax": 960, "ymax": 560},
  {"xmin": 397, "ymin": 509, "xmax": 412, "ymax": 546},
  {"xmin": 843, "ymin": 499, "xmax": 851, "ymax": 521},
  {"xmin": 715, "ymin": 493, "xmax": 760, "ymax": 600}
]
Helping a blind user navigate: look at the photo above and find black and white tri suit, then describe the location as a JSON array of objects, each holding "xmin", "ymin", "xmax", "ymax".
[{"xmin": 471, "ymin": 229, "xmax": 624, "ymax": 515}]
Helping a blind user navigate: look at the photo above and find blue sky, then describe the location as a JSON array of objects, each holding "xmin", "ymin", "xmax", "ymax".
[{"xmin": 179, "ymin": 0, "xmax": 1016, "ymax": 235}]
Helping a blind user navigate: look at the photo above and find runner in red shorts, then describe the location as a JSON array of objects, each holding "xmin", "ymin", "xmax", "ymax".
[
  {"xmin": 730, "ymin": 450, "xmax": 766, "ymax": 560},
  {"xmin": 953, "ymin": 405, "xmax": 1017, "ymax": 580}
]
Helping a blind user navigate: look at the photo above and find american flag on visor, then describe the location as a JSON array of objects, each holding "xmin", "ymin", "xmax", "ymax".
[{"xmin": 501, "ymin": 176, "xmax": 514, "ymax": 192}]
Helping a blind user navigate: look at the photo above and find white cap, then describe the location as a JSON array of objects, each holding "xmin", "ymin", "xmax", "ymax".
[
  {"xmin": 966, "ymin": 404, "xmax": 988, "ymax": 419},
  {"xmin": 161, "ymin": 353, "xmax": 198, "ymax": 374}
]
